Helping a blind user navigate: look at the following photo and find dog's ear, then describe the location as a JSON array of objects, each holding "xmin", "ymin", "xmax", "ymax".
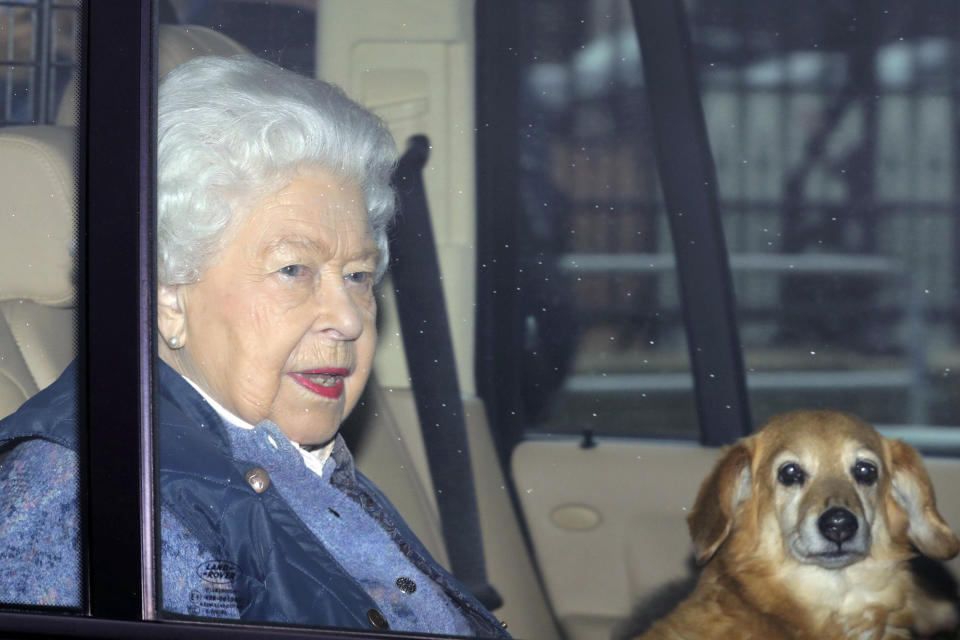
[
  {"xmin": 884, "ymin": 438, "xmax": 960, "ymax": 560},
  {"xmin": 687, "ymin": 442, "xmax": 752, "ymax": 565}
]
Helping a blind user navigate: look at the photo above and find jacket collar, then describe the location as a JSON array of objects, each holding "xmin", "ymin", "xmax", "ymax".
[
  {"xmin": 156, "ymin": 358, "xmax": 233, "ymax": 455},
  {"xmin": 0, "ymin": 360, "xmax": 78, "ymax": 450}
]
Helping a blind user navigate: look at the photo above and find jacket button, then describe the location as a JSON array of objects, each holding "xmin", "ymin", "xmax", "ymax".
[
  {"xmin": 245, "ymin": 467, "xmax": 271, "ymax": 493},
  {"xmin": 367, "ymin": 608, "xmax": 389, "ymax": 630},
  {"xmin": 395, "ymin": 577, "xmax": 417, "ymax": 594}
]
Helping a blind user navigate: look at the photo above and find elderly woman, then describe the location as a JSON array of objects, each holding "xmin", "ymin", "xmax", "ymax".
[{"xmin": 0, "ymin": 56, "xmax": 509, "ymax": 638}]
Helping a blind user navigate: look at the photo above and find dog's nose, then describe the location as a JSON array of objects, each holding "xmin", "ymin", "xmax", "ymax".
[{"xmin": 818, "ymin": 507, "xmax": 858, "ymax": 543}]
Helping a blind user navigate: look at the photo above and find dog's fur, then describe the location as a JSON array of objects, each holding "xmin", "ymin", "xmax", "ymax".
[{"xmin": 637, "ymin": 410, "xmax": 960, "ymax": 640}]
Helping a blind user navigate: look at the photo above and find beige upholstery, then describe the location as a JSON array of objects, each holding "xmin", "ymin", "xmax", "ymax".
[
  {"xmin": 0, "ymin": 125, "xmax": 77, "ymax": 419},
  {"xmin": 157, "ymin": 24, "xmax": 250, "ymax": 77},
  {"xmin": 55, "ymin": 24, "xmax": 250, "ymax": 126},
  {"xmin": 4, "ymin": 24, "xmax": 249, "ymax": 420},
  {"xmin": 54, "ymin": 78, "xmax": 79, "ymax": 127}
]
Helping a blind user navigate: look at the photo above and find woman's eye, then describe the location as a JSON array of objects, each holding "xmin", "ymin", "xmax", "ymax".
[
  {"xmin": 852, "ymin": 460, "xmax": 878, "ymax": 485},
  {"xmin": 278, "ymin": 264, "xmax": 307, "ymax": 278},
  {"xmin": 345, "ymin": 271, "xmax": 372, "ymax": 287},
  {"xmin": 777, "ymin": 462, "xmax": 806, "ymax": 487}
]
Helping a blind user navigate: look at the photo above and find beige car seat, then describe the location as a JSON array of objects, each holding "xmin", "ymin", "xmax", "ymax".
[
  {"xmin": 156, "ymin": 24, "xmax": 251, "ymax": 76},
  {"xmin": 54, "ymin": 24, "xmax": 251, "ymax": 128},
  {"xmin": 0, "ymin": 25, "xmax": 250, "ymax": 421},
  {"xmin": 0, "ymin": 125, "xmax": 77, "ymax": 419}
]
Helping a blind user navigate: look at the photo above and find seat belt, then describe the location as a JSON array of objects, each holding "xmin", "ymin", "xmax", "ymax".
[{"xmin": 389, "ymin": 135, "xmax": 503, "ymax": 611}]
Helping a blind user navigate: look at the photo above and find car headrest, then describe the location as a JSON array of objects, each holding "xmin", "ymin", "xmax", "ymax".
[
  {"xmin": 157, "ymin": 24, "xmax": 250, "ymax": 77},
  {"xmin": 0, "ymin": 125, "xmax": 76, "ymax": 307},
  {"xmin": 56, "ymin": 24, "xmax": 251, "ymax": 126}
]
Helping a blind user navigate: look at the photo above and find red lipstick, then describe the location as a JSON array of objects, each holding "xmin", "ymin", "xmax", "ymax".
[{"xmin": 289, "ymin": 368, "xmax": 349, "ymax": 399}]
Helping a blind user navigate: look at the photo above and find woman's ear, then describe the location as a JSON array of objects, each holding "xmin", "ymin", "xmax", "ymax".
[
  {"xmin": 884, "ymin": 438, "xmax": 960, "ymax": 560},
  {"xmin": 157, "ymin": 284, "xmax": 187, "ymax": 349},
  {"xmin": 687, "ymin": 441, "xmax": 753, "ymax": 565}
]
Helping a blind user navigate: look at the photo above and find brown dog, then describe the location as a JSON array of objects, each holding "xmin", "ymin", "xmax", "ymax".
[{"xmin": 637, "ymin": 410, "xmax": 960, "ymax": 640}]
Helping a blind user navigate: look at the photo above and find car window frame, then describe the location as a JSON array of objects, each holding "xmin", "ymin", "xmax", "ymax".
[{"xmin": 81, "ymin": 0, "xmax": 152, "ymax": 621}]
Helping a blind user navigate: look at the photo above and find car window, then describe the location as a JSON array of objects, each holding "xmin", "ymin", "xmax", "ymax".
[
  {"xmin": 688, "ymin": 0, "xmax": 960, "ymax": 446},
  {"xmin": 0, "ymin": 0, "xmax": 82, "ymax": 610},
  {"xmin": 0, "ymin": 1, "xmax": 77, "ymax": 126},
  {"xmin": 478, "ymin": 0, "xmax": 700, "ymax": 443},
  {"xmin": 480, "ymin": 0, "xmax": 960, "ymax": 451}
]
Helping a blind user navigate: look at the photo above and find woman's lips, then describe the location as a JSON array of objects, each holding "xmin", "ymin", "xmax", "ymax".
[{"xmin": 289, "ymin": 368, "xmax": 349, "ymax": 399}]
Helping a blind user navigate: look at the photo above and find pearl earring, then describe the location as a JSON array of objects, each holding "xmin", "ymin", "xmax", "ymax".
[{"xmin": 168, "ymin": 336, "xmax": 180, "ymax": 348}]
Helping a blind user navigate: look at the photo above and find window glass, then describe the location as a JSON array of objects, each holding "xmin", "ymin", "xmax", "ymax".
[
  {"xmin": 510, "ymin": 0, "xmax": 699, "ymax": 439},
  {"xmin": 0, "ymin": 0, "xmax": 82, "ymax": 610},
  {"xmin": 167, "ymin": 0, "xmax": 315, "ymax": 75},
  {"xmin": 0, "ymin": 0, "xmax": 78, "ymax": 125},
  {"xmin": 689, "ymin": 1, "xmax": 960, "ymax": 442},
  {"xmin": 151, "ymin": 2, "xmax": 503, "ymax": 635}
]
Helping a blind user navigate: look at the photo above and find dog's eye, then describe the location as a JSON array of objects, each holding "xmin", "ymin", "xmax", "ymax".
[
  {"xmin": 777, "ymin": 462, "xmax": 806, "ymax": 486},
  {"xmin": 852, "ymin": 460, "xmax": 878, "ymax": 485}
]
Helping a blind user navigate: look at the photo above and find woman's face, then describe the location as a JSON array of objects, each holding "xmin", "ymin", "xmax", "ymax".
[{"xmin": 159, "ymin": 168, "xmax": 378, "ymax": 445}]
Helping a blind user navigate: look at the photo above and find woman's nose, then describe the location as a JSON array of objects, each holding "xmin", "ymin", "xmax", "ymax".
[{"xmin": 311, "ymin": 277, "xmax": 363, "ymax": 340}]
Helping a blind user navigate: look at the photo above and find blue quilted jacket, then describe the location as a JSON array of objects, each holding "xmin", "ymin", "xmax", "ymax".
[{"xmin": 0, "ymin": 361, "xmax": 509, "ymax": 638}]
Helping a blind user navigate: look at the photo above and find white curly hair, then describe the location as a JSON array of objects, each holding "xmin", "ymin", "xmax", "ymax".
[{"xmin": 157, "ymin": 55, "xmax": 398, "ymax": 285}]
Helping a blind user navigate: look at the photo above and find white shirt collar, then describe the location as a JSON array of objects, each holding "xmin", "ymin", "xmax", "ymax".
[{"xmin": 180, "ymin": 374, "xmax": 334, "ymax": 476}]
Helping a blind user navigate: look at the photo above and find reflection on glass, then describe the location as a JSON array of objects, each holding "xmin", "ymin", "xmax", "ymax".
[
  {"xmin": 515, "ymin": 1, "xmax": 697, "ymax": 438},
  {"xmin": 0, "ymin": 0, "xmax": 81, "ymax": 608},
  {"xmin": 689, "ymin": 1, "xmax": 960, "ymax": 435},
  {"xmin": 150, "ymin": 18, "xmax": 508, "ymax": 634}
]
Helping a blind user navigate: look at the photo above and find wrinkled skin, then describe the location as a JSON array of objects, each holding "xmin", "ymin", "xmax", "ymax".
[{"xmin": 158, "ymin": 167, "xmax": 378, "ymax": 446}]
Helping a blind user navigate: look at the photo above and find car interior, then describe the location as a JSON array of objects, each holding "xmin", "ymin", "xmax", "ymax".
[{"xmin": 2, "ymin": 1, "xmax": 960, "ymax": 639}]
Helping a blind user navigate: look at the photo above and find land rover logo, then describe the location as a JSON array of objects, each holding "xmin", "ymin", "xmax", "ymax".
[{"xmin": 196, "ymin": 560, "xmax": 240, "ymax": 584}]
